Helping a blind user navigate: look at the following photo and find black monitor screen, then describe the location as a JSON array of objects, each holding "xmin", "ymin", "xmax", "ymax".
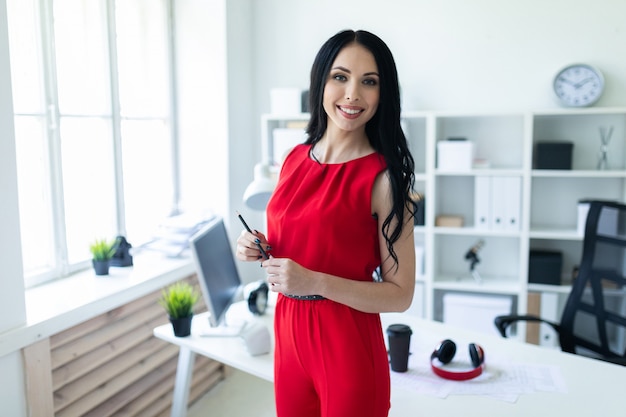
[{"xmin": 189, "ymin": 216, "xmax": 242, "ymax": 328}]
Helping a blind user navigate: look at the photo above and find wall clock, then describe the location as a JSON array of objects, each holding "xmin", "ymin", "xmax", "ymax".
[{"xmin": 553, "ymin": 64, "xmax": 604, "ymax": 107}]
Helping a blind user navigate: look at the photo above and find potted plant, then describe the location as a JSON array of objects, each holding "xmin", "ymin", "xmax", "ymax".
[
  {"xmin": 159, "ymin": 282, "xmax": 200, "ymax": 337},
  {"xmin": 89, "ymin": 238, "xmax": 116, "ymax": 275}
]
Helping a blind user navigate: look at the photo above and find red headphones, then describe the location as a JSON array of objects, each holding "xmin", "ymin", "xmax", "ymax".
[{"xmin": 430, "ymin": 339, "xmax": 485, "ymax": 381}]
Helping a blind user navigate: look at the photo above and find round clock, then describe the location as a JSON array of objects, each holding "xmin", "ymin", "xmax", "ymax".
[
  {"xmin": 553, "ymin": 64, "xmax": 604, "ymax": 107},
  {"xmin": 246, "ymin": 281, "xmax": 269, "ymax": 315}
]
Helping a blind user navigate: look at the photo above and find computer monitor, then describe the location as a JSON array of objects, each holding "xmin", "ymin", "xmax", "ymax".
[{"xmin": 189, "ymin": 216, "xmax": 245, "ymax": 335}]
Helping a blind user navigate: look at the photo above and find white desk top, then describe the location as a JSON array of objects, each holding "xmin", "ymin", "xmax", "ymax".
[
  {"xmin": 154, "ymin": 301, "xmax": 626, "ymax": 416},
  {"xmin": 155, "ymin": 302, "xmax": 275, "ymax": 382}
]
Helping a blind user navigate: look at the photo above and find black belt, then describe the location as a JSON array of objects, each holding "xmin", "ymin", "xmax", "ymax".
[{"xmin": 284, "ymin": 294, "xmax": 326, "ymax": 301}]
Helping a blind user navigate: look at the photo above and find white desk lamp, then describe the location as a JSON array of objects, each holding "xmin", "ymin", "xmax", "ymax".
[
  {"xmin": 244, "ymin": 114, "xmax": 307, "ymax": 211},
  {"xmin": 243, "ymin": 163, "xmax": 276, "ymax": 211}
]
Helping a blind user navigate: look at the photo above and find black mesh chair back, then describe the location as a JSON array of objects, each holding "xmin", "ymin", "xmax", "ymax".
[
  {"xmin": 495, "ymin": 200, "xmax": 626, "ymax": 365},
  {"xmin": 559, "ymin": 200, "xmax": 626, "ymax": 360}
]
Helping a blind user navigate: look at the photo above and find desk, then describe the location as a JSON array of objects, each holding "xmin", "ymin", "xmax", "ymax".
[{"xmin": 154, "ymin": 301, "xmax": 625, "ymax": 417}]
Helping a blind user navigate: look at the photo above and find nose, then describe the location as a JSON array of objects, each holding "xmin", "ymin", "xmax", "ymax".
[{"xmin": 345, "ymin": 80, "xmax": 360, "ymax": 102}]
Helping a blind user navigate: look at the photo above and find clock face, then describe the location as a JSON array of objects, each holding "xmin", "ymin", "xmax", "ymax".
[{"xmin": 553, "ymin": 64, "xmax": 604, "ymax": 107}]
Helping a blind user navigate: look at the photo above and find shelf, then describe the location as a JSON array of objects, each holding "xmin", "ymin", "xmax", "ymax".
[
  {"xmin": 435, "ymin": 168, "xmax": 524, "ymax": 176},
  {"xmin": 531, "ymin": 170, "xmax": 626, "ymax": 178},
  {"xmin": 433, "ymin": 274, "xmax": 521, "ymax": 295},
  {"xmin": 261, "ymin": 113, "xmax": 310, "ymax": 122},
  {"xmin": 413, "ymin": 225, "xmax": 427, "ymax": 234},
  {"xmin": 528, "ymin": 283, "xmax": 573, "ymax": 294},
  {"xmin": 529, "ymin": 227, "xmax": 583, "ymax": 240},
  {"xmin": 434, "ymin": 227, "xmax": 521, "ymax": 238},
  {"xmin": 261, "ymin": 107, "xmax": 626, "ymax": 326}
]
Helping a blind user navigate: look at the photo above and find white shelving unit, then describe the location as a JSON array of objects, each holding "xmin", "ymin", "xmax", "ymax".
[{"xmin": 260, "ymin": 108, "xmax": 626, "ymax": 343}]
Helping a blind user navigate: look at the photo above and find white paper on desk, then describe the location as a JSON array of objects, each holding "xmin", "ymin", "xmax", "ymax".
[
  {"xmin": 390, "ymin": 359, "xmax": 449, "ymax": 398},
  {"xmin": 390, "ymin": 353, "xmax": 567, "ymax": 403},
  {"xmin": 501, "ymin": 362, "xmax": 568, "ymax": 394}
]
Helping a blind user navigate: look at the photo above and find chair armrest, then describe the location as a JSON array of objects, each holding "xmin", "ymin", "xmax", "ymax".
[{"xmin": 494, "ymin": 314, "xmax": 561, "ymax": 338}]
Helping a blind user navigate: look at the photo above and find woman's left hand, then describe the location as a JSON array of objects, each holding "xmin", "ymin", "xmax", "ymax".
[{"xmin": 262, "ymin": 256, "xmax": 318, "ymax": 296}]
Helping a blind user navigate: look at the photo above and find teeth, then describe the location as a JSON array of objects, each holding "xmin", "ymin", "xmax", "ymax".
[{"xmin": 340, "ymin": 107, "xmax": 361, "ymax": 115}]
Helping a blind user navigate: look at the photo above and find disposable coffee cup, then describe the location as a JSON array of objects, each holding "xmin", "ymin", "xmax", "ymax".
[{"xmin": 386, "ymin": 324, "xmax": 412, "ymax": 372}]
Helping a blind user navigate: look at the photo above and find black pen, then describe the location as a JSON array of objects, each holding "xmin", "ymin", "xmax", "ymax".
[{"xmin": 236, "ymin": 211, "xmax": 269, "ymax": 260}]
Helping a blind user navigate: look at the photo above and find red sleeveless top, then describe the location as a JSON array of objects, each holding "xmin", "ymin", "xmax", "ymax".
[{"xmin": 266, "ymin": 144, "xmax": 387, "ymax": 281}]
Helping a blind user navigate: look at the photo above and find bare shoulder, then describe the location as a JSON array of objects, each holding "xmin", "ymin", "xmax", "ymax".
[{"xmin": 371, "ymin": 169, "xmax": 392, "ymax": 216}]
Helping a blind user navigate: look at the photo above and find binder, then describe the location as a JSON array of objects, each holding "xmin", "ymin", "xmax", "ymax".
[
  {"xmin": 474, "ymin": 176, "xmax": 491, "ymax": 229},
  {"xmin": 490, "ymin": 176, "xmax": 507, "ymax": 230},
  {"xmin": 503, "ymin": 176, "xmax": 521, "ymax": 231},
  {"xmin": 487, "ymin": 176, "xmax": 521, "ymax": 231},
  {"xmin": 474, "ymin": 175, "xmax": 522, "ymax": 231}
]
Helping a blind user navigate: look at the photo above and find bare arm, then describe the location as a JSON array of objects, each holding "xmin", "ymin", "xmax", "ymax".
[{"xmin": 262, "ymin": 171, "xmax": 415, "ymax": 314}]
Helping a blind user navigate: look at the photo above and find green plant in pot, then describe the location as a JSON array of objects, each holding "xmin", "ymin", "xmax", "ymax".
[
  {"xmin": 159, "ymin": 282, "xmax": 200, "ymax": 337},
  {"xmin": 89, "ymin": 238, "xmax": 116, "ymax": 275}
]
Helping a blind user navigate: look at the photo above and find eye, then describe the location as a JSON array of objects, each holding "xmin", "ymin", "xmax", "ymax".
[
  {"xmin": 363, "ymin": 78, "xmax": 378, "ymax": 86},
  {"xmin": 332, "ymin": 73, "xmax": 347, "ymax": 82}
]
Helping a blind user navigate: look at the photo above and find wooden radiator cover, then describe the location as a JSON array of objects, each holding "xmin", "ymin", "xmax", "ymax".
[{"xmin": 22, "ymin": 275, "xmax": 225, "ymax": 417}]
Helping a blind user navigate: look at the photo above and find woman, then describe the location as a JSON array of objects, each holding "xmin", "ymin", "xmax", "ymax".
[{"xmin": 237, "ymin": 29, "xmax": 416, "ymax": 417}]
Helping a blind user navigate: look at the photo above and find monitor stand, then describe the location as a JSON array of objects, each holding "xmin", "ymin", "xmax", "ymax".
[{"xmin": 198, "ymin": 316, "xmax": 247, "ymax": 337}]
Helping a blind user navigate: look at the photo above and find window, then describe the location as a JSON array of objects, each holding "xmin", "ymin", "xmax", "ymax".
[{"xmin": 8, "ymin": 0, "xmax": 177, "ymax": 287}]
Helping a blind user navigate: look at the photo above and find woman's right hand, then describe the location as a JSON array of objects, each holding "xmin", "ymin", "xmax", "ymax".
[{"xmin": 236, "ymin": 229, "xmax": 271, "ymax": 262}]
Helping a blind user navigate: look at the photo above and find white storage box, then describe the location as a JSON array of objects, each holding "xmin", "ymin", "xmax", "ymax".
[
  {"xmin": 578, "ymin": 200, "xmax": 619, "ymax": 236},
  {"xmin": 437, "ymin": 140, "xmax": 474, "ymax": 172},
  {"xmin": 443, "ymin": 293, "xmax": 512, "ymax": 336},
  {"xmin": 577, "ymin": 201, "xmax": 590, "ymax": 236},
  {"xmin": 270, "ymin": 88, "xmax": 302, "ymax": 115}
]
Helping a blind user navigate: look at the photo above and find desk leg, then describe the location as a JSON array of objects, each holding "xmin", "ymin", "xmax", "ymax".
[{"xmin": 170, "ymin": 346, "xmax": 196, "ymax": 417}]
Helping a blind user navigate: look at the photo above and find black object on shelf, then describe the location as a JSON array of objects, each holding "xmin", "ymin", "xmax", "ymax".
[
  {"xmin": 528, "ymin": 250, "xmax": 562, "ymax": 285},
  {"xmin": 110, "ymin": 235, "xmax": 133, "ymax": 267},
  {"xmin": 413, "ymin": 197, "xmax": 425, "ymax": 226},
  {"xmin": 535, "ymin": 142, "xmax": 574, "ymax": 169}
]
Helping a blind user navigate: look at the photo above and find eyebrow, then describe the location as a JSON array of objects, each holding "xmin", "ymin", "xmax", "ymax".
[{"xmin": 332, "ymin": 65, "xmax": 380, "ymax": 77}]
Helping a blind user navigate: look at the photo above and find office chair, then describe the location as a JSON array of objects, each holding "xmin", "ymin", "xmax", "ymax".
[{"xmin": 495, "ymin": 200, "xmax": 626, "ymax": 365}]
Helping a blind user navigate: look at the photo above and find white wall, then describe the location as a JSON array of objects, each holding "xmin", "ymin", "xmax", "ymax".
[
  {"xmin": 248, "ymin": 0, "xmax": 626, "ymax": 115},
  {"xmin": 175, "ymin": 0, "xmax": 261, "ymax": 283},
  {"xmin": 0, "ymin": 0, "xmax": 28, "ymax": 414},
  {"xmin": 176, "ymin": 0, "xmax": 229, "ymax": 217},
  {"xmin": 225, "ymin": 1, "xmax": 264, "ymax": 282}
]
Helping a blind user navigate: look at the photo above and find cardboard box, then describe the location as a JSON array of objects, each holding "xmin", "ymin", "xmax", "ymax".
[{"xmin": 435, "ymin": 215, "xmax": 463, "ymax": 227}]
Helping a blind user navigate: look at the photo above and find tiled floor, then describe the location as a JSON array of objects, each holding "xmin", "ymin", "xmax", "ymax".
[{"xmin": 187, "ymin": 369, "xmax": 275, "ymax": 417}]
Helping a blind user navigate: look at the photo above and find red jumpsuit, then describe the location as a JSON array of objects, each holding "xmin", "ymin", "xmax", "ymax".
[{"xmin": 266, "ymin": 144, "xmax": 390, "ymax": 417}]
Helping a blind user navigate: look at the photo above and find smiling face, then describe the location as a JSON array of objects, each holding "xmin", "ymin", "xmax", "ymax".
[{"xmin": 322, "ymin": 42, "xmax": 380, "ymax": 137}]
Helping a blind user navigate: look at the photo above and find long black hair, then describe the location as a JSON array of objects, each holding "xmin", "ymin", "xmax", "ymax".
[{"xmin": 305, "ymin": 29, "xmax": 415, "ymax": 270}]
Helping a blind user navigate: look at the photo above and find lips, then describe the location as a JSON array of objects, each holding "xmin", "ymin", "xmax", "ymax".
[{"xmin": 338, "ymin": 106, "xmax": 364, "ymax": 117}]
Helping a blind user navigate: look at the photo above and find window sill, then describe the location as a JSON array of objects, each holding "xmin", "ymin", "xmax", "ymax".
[{"xmin": 0, "ymin": 252, "xmax": 194, "ymax": 357}]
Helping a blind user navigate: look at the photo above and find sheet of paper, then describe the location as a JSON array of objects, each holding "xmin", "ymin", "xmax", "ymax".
[{"xmin": 390, "ymin": 352, "xmax": 567, "ymax": 403}]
